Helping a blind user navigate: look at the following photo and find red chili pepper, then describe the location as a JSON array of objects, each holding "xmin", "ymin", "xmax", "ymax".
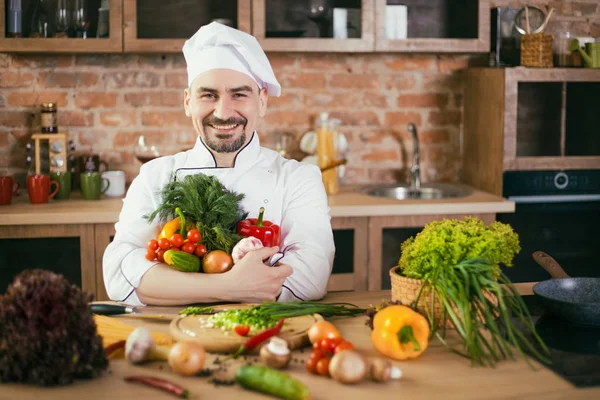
[
  {"xmin": 104, "ymin": 340, "xmax": 126, "ymax": 357},
  {"xmin": 124, "ymin": 376, "xmax": 190, "ymax": 399},
  {"xmin": 234, "ymin": 325, "xmax": 251, "ymax": 337},
  {"xmin": 236, "ymin": 207, "xmax": 281, "ymax": 247},
  {"xmin": 231, "ymin": 319, "xmax": 284, "ymax": 358}
]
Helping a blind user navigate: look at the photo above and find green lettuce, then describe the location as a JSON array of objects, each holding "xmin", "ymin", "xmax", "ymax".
[{"xmin": 398, "ymin": 217, "xmax": 520, "ymax": 279}]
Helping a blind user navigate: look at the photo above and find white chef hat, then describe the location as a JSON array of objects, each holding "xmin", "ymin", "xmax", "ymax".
[{"xmin": 182, "ymin": 22, "xmax": 281, "ymax": 97}]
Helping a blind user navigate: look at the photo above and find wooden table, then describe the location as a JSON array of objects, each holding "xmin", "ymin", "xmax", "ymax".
[{"xmin": 2, "ymin": 291, "xmax": 598, "ymax": 399}]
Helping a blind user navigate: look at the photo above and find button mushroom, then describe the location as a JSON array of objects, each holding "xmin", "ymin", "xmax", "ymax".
[
  {"xmin": 368, "ymin": 357, "xmax": 403, "ymax": 382},
  {"xmin": 328, "ymin": 350, "xmax": 367, "ymax": 384},
  {"xmin": 259, "ymin": 337, "xmax": 291, "ymax": 369}
]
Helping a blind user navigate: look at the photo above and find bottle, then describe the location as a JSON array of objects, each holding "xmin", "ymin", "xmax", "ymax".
[
  {"xmin": 316, "ymin": 112, "xmax": 339, "ymax": 195},
  {"xmin": 41, "ymin": 103, "xmax": 58, "ymax": 133},
  {"xmin": 7, "ymin": 0, "xmax": 23, "ymax": 38},
  {"xmin": 29, "ymin": 0, "xmax": 52, "ymax": 38}
]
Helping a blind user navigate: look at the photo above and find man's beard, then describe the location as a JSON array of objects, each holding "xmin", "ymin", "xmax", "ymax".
[{"xmin": 202, "ymin": 115, "xmax": 248, "ymax": 154}]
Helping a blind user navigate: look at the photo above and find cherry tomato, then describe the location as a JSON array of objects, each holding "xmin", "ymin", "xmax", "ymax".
[
  {"xmin": 156, "ymin": 249, "xmax": 166, "ymax": 262},
  {"xmin": 181, "ymin": 242, "xmax": 196, "ymax": 254},
  {"xmin": 170, "ymin": 234, "xmax": 184, "ymax": 248},
  {"xmin": 310, "ymin": 348, "xmax": 326, "ymax": 360},
  {"xmin": 316, "ymin": 357, "xmax": 331, "ymax": 376},
  {"xmin": 158, "ymin": 238, "xmax": 171, "ymax": 250},
  {"xmin": 319, "ymin": 339, "xmax": 335, "ymax": 354},
  {"xmin": 187, "ymin": 229, "xmax": 201, "ymax": 244},
  {"xmin": 145, "ymin": 249, "xmax": 156, "ymax": 261},
  {"xmin": 307, "ymin": 320, "xmax": 342, "ymax": 344},
  {"xmin": 334, "ymin": 340, "xmax": 355, "ymax": 354},
  {"xmin": 234, "ymin": 325, "xmax": 250, "ymax": 337},
  {"xmin": 305, "ymin": 356, "xmax": 318, "ymax": 374},
  {"xmin": 147, "ymin": 239, "xmax": 159, "ymax": 252},
  {"xmin": 194, "ymin": 243, "xmax": 207, "ymax": 258}
]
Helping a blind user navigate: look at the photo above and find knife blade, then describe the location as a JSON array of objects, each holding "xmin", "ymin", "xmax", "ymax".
[{"xmin": 89, "ymin": 304, "xmax": 174, "ymax": 320}]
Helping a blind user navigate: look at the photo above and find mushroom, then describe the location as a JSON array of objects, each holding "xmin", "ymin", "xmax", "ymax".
[
  {"xmin": 259, "ymin": 337, "xmax": 291, "ymax": 369},
  {"xmin": 328, "ymin": 350, "xmax": 368, "ymax": 384},
  {"xmin": 368, "ymin": 357, "xmax": 403, "ymax": 382},
  {"xmin": 168, "ymin": 341, "xmax": 207, "ymax": 376},
  {"xmin": 125, "ymin": 327, "xmax": 170, "ymax": 364}
]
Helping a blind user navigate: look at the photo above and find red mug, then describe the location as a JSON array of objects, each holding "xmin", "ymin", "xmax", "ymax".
[
  {"xmin": 27, "ymin": 175, "xmax": 60, "ymax": 204},
  {"xmin": 0, "ymin": 176, "xmax": 20, "ymax": 206}
]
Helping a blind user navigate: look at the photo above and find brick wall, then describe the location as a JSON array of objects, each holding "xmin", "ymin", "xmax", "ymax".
[{"xmin": 1, "ymin": 0, "xmax": 598, "ymax": 186}]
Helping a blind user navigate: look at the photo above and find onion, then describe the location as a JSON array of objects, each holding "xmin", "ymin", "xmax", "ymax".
[
  {"xmin": 168, "ymin": 341, "xmax": 206, "ymax": 376},
  {"xmin": 231, "ymin": 237, "xmax": 264, "ymax": 264}
]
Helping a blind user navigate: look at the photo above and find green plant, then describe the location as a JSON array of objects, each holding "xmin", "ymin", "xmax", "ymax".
[
  {"xmin": 146, "ymin": 174, "xmax": 248, "ymax": 253},
  {"xmin": 399, "ymin": 217, "xmax": 520, "ymax": 279},
  {"xmin": 397, "ymin": 217, "xmax": 549, "ymax": 367}
]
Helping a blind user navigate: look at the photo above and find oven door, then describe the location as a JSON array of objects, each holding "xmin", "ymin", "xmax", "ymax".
[{"xmin": 497, "ymin": 195, "xmax": 600, "ymax": 283}]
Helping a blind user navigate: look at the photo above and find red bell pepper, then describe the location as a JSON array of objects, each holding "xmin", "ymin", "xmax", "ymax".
[{"xmin": 237, "ymin": 207, "xmax": 281, "ymax": 247}]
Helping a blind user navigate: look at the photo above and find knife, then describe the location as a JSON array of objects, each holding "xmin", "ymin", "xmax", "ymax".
[{"xmin": 89, "ymin": 304, "xmax": 174, "ymax": 320}]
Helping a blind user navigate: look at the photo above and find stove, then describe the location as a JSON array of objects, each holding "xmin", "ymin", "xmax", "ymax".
[{"xmin": 518, "ymin": 295, "xmax": 600, "ymax": 387}]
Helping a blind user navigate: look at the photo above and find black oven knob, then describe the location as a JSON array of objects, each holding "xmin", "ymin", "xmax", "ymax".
[{"xmin": 554, "ymin": 172, "xmax": 569, "ymax": 189}]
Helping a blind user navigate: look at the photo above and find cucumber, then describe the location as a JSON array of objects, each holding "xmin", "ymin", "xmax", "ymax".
[
  {"xmin": 163, "ymin": 250, "xmax": 200, "ymax": 273},
  {"xmin": 235, "ymin": 365, "xmax": 310, "ymax": 400}
]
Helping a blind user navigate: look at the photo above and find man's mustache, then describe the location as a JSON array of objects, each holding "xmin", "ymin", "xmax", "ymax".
[{"xmin": 203, "ymin": 116, "xmax": 247, "ymax": 127}]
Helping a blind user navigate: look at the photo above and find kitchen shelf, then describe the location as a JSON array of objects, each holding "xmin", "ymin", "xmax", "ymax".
[
  {"xmin": 123, "ymin": 0, "xmax": 251, "ymax": 53},
  {"xmin": 374, "ymin": 0, "xmax": 489, "ymax": 53},
  {"xmin": 462, "ymin": 67, "xmax": 600, "ymax": 196},
  {"xmin": 252, "ymin": 0, "xmax": 374, "ymax": 53},
  {"xmin": 0, "ymin": 0, "xmax": 123, "ymax": 53}
]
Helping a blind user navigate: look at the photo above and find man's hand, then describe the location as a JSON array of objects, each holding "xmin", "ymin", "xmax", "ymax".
[{"xmin": 224, "ymin": 246, "xmax": 293, "ymax": 303}]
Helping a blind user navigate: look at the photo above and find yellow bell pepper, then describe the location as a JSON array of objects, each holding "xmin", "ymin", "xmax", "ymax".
[
  {"xmin": 371, "ymin": 305, "xmax": 430, "ymax": 361},
  {"xmin": 157, "ymin": 207, "xmax": 192, "ymax": 240}
]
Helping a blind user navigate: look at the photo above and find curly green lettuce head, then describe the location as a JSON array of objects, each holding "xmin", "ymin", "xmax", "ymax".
[{"xmin": 398, "ymin": 217, "xmax": 520, "ymax": 279}]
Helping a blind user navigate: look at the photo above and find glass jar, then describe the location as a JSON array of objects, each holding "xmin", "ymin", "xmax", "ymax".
[{"xmin": 41, "ymin": 102, "xmax": 58, "ymax": 133}]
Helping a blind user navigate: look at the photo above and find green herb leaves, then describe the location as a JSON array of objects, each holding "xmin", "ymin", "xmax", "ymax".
[{"xmin": 146, "ymin": 174, "xmax": 248, "ymax": 253}]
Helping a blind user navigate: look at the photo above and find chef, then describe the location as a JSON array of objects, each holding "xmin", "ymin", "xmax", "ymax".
[{"xmin": 103, "ymin": 22, "xmax": 335, "ymax": 306}]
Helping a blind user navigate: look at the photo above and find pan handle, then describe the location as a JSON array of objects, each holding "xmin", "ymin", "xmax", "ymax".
[{"xmin": 532, "ymin": 251, "xmax": 570, "ymax": 279}]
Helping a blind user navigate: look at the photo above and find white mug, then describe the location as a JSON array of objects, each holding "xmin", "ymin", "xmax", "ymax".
[{"xmin": 101, "ymin": 171, "xmax": 126, "ymax": 197}]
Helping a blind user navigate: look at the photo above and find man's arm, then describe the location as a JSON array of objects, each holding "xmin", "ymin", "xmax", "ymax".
[
  {"xmin": 276, "ymin": 164, "xmax": 335, "ymax": 302},
  {"xmin": 103, "ymin": 161, "xmax": 292, "ymax": 306}
]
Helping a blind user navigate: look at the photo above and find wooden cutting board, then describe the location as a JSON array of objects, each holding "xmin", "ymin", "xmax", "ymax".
[{"xmin": 169, "ymin": 304, "xmax": 322, "ymax": 354}]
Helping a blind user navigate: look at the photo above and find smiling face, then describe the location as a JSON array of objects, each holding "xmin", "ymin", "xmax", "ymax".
[{"xmin": 184, "ymin": 69, "xmax": 268, "ymax": 154}]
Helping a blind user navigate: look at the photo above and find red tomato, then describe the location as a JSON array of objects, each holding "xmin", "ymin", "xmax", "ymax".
[
  {"xmin": 147, "ymin": 239, "xmax": 159, "ymax": 252},
  {"xmin": 194, "ymin": 243, "xmax": 207, "ymax": 258},
  {"xmin": 170, "ymin": 234, "xmax": 184, "ymax": 248},
  {"xmin": 158, "ymin": 238, "xmax": 171, "ymax": 250},
  {"xmin": 305, "ymin": 356, "xmax": 318, "ymax": 374},
  {"xmin": 156, "ymin": 249, "xmax": 166, "ymax": 262},
  {"xmin": 187, "ymin": 229, "xmax": 201, "ymax": 244},
  {"xmin": 334, "ymin": 340, "xmax": 355, "ymax": 354},
  {"xmin": 234, "ymin": 325, "xmax": 250, "ymax": 337},
  {"xmin": 181, "ymin": 242, "xmax": 196, "ymax": 254},
  {"xmin": 316, "ymin": 357, "xmax": 330, "ymax": 376},
  {"xmin": 145, "ymin": 249, "xmax": 156, "ymax": 261},
  {"xmin": 319, "ymin": 339, "xmax": 334, "ymax": 354}
]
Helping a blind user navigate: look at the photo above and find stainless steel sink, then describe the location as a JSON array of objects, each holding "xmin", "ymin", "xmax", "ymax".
[{"xmin": 363, "ymin": 183, "xmax": 472, "ymax": 200}]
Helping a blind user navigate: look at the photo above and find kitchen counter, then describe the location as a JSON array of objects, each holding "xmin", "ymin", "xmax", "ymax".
[
  {"xmin": 0, "ymin": 183, "xmax": 514, "ymax": 225},
  {"xmin": 2, "ymin": 291, "xmax": 598, "ymax": 400}
]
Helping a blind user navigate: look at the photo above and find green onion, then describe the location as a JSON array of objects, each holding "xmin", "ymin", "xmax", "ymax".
[{"xmin": 415, "ymin": 258, "xmax": 550, "ymax": 368}]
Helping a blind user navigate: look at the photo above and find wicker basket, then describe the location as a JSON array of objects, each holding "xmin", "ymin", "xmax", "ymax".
[
  {"xmin": 520, "ymin": 33, "xmax": 553, "ymax": 67},
  {"xmin": 390, "ymin": 265, "xmax": 498, "ymax": 329}
]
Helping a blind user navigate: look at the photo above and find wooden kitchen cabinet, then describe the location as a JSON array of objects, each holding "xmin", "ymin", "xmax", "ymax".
[
  {"xmin": 374, "ymin": 0, "xmax": 490, "ymax": 53},
  {"xmin": 463, "ymin": 68, "xmax": 600, "ymax": 196},
  {"xmin": 0, "ymin": 0, "xmax": 123, "ymax": 53},
  {"xmin": 122, "ymin": 0, "xmax": 252, "ymax": 53}
]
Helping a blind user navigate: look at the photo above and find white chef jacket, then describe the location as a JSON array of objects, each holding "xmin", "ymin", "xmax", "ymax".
[{"xmin": 102, "ymin": 132, "xmax": 335, "ymax": 306}]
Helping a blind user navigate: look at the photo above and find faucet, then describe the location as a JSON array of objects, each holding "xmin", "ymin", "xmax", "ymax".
[{"xmin": 407, "ymin": 122, "xmax": 420, "ymax": 189}]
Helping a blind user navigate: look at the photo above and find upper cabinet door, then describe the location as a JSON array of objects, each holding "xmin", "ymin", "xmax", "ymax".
[
  {"xmin": 123, "ymin": 0, "xmax": 252, "ymax": 53},
  {"xmin": 374, "ymin": 0, "xmax": 490, "ymax": 53},
  {"xmin": 252, "ymin": 0, "xmax": 375, "ymax": 52},
  {"xmin": 0, "ymin": 0, "xmax": 123, "ymax": 52}
]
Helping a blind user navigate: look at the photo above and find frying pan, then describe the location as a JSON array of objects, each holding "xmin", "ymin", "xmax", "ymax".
[{"xmin": 532, "ymin": 251, "xmax": 600, "ymax": 326}]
